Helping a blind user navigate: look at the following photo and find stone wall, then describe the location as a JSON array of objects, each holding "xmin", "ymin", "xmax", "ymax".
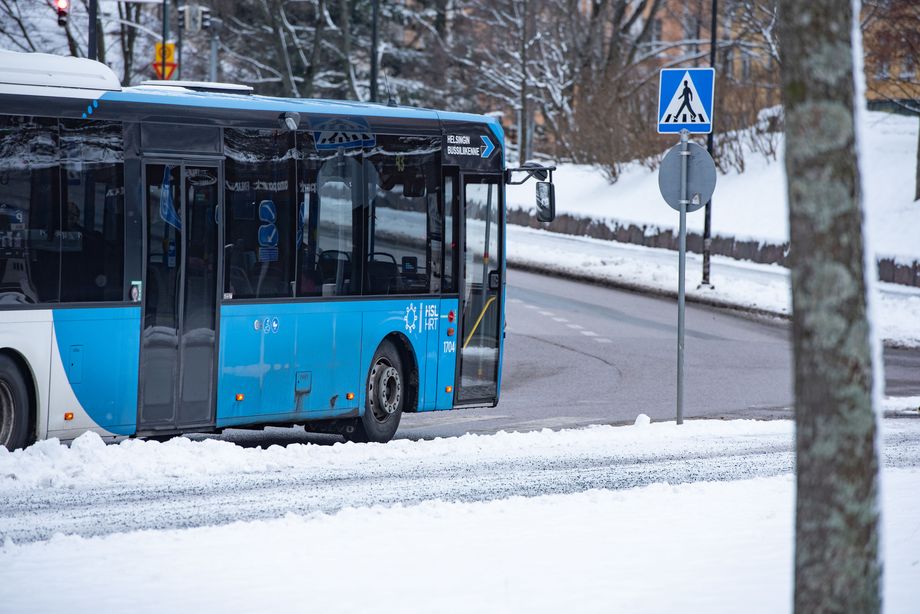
[{"xmin": 507, "ymin": 208, "xmax": 920, "ymax": 287}]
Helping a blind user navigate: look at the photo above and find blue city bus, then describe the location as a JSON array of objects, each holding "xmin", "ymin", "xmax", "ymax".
[{"xmin": 0, "ymin": 52, "xmax": 554, "ymax": 449}]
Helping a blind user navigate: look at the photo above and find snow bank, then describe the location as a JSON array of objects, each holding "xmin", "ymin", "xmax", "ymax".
[
  {"xmin": 508, "ymin": 111, "xmax": 920, "ymax": 262},
  {"xmin": 0, "ymin": 419, "xmax": 793, "ymax": 490},
  {"xmin": 883, "ymin": 396, "xmax": 920, "ymax": 415},
  {"xmin": 506, "ymin": 224, "xmax": 920, "ymax": 346},
  {"xmin": 2, "ymin": 469, "xmax": 917, "ymax": 614}
]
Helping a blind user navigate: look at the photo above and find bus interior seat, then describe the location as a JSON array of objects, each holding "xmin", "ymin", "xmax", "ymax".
[
  {"xmin": 252, "ymin": 265, "xmax": 286, "ymax": 297},
  {"xmin": 298, "ymin": 267, "xmax": 322, "ymax": 296},
  {"xmin": 367, "ymin": 252, "xmax": 398, "ymax": 294},
  {"xmin": 228, "ymin": 266, "xmax": 253, "ymax": 297},
  {"xmin": 318, "ymin": 250, "xmax": 351, "ymax": 284}
]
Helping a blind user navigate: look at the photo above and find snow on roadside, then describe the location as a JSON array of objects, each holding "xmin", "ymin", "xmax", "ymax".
[
  {"xmin": 0, "ymin": 419, "xmax": 794, "ymax": 491},
  {"xmin": 507, "ymin": 224, "xmax": 920, "ymax": 347},
  {"xmin": 884, "ymin": 396, "xmax": 920, "ymax": 415},
  {"xmin": 1, "ymin": 469, "xmax": 917, "ymax": 614}
]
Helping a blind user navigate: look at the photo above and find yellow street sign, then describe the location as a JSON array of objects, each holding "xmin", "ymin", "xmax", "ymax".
[{"xmin": 155, "ymin": 42, "xmax": 175, "ymax": 64}]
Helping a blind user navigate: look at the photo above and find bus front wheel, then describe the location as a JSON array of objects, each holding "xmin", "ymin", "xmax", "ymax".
[
  {"xmin": 0, "ymin": 355, "xmax": 31, "ymax": 451},
  {"xmin": 348, "ymin": 341, "xmax": 404, "ymax": 444}
]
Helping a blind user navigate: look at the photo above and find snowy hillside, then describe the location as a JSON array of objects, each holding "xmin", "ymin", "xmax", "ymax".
[{"xmin": 508, "ymin": 111, "xmax": 920, "ymax": 263}]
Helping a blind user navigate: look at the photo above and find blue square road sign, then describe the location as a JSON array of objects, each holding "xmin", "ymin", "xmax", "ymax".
[{"xmin": 657, "ymin": 68, "xmax": 715, "ymax": 134}]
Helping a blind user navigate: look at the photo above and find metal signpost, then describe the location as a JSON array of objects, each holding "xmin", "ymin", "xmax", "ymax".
[{"xmin": 657, "ymin": 68, "xmax": 717, "ymax": 424}]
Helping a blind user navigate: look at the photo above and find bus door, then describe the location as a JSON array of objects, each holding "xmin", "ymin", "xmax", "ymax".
[
  {"xmin": 456, "ymin": 174, "xmax": 503, "ymax": 405},
  {"xmin": 137, "ymin": 161, "xmax": 221, "ymax": 433}
]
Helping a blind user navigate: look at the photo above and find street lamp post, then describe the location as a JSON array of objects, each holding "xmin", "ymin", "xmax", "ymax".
[
  {"xmin": 370, "ymin": 0, "xmax": 379, "ymax": 102},
  {"xmin": 177, "ymin": 0, "xmax": 183, "ymax": 80},
  {"xmin": 88, "ymin": 0, "xmax": 98, "ymax": 60},
  {"xmin": 701, "ymin": 0, "xmax": 718, "ymax": 287}
]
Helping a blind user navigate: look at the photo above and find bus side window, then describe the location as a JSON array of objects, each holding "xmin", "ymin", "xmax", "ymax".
[
  {"xmin": 295, "ymin": 136, "xmax": 362, "ymax": 298},
  {"xmin": 59, "ymin": 119, "xmax": 125, "ymax": 303},
  {"xmin": 224, "ymin": 128, "xmax": 296, "ymax": 300},
  {"xmin": 364, "ymin": 135, "xmax": 440, "ymax": 296},
  {"xmin": 315, "ymin": 155, "xmax": 361, "ymax": 297},
  {"xmin": 442, "ymin": 171, "xmax": 458, "ymax": 294},
  {"xmin": 0, "ymin": 115, "xmax": 61, "ymax": 304}
]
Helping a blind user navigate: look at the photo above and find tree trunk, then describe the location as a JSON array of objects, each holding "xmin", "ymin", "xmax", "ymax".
[
  {"xmin": 778, "ymin": 2, "xmax": 881, "ymax": 613},
  {"xmin": 264, "ymin": 0, "xmax": 300, "ymax": 97},
  {"xmin": 434, "ymin": 0, "xmax": 448, "ymax": 39},
  {"xmin": 339, "ymin": 0, "xmax": 360, "ymax": 101},
  {"xmin": 302, "ymin": 0, "xmax": 326, "ymax": 99}
]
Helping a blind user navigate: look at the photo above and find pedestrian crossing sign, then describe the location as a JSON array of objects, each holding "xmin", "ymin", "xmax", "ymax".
[{"xmin": 657, "ymin": 68, "xmax": 715, "ymax": 134}]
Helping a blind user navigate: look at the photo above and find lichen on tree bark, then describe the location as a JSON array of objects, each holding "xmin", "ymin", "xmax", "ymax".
[{"xmin": 778, "ymin": 0, "xmax": 881, "ymax": 612}]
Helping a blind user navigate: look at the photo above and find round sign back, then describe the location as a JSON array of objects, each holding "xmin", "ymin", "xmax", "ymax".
[{"xmin": 657, "ymin": 142, "xmax": 717, "ymax": 213}]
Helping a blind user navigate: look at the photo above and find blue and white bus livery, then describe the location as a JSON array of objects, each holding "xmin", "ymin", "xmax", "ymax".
[{"xmin": 0, "ymin": 51, "xmax": 555, "ymax": 449}]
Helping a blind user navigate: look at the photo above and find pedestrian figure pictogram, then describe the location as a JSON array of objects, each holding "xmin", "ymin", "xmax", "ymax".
[
  {"xmin": 657, "ymin": 68, "xmax": 714, "ymax": 134},
  {"xmin": 672, "ymin": 80, "xmax": 697, "ymax": 122}
]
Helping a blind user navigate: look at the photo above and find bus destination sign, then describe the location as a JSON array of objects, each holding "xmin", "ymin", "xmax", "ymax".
[
  {"xmin": 446, "ymin": 134, "xmax": 495, "ymax": 159},
  {"xmin": 442, "ymin": 124, "xmax": 501, "ymax": 172}
]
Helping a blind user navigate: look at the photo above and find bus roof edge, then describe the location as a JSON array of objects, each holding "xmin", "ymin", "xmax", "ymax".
[{"xmin": 0, "ymin": 50, "xmax": 121, "ymax": 92}]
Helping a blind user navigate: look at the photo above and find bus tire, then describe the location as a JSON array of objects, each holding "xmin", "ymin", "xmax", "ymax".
[
  {"xmin": 349, "ymin": 340, "xmax": 404, "ymax": 444},
  {"xmin": 0, "ymin": 355, "xmax": 31, "ymax": 451}
]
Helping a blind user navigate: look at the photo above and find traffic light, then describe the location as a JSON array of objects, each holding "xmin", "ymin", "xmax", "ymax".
[
  {"xmin": 201, "ymin": 8, "xmax": 211, "ymax": 29},
  {"xmin": 55, "ymin": 0, "xmax": 68, "ymax": 27},
  {"xmin": 178, "ymin": 5, "xmax": 186, "ymax": 30}
]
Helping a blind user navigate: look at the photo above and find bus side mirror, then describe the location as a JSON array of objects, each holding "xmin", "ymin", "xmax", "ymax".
[{"xmin": 536, "ymin": 181, "xmax": 555, "ymax": 223}]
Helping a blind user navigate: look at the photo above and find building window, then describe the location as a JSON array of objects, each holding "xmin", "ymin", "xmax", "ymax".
[
  {"xmin": 721, "ymin": 48, "xmax": 734, "ymax": 79},
  {"xmin": 651, "ymin": 18, "xmax": 663, "ymax": 44},
  {"xmin": 684, "ymin": 16, "xmax": 699, "ymax": 41},
  {"xmin": 876, "ymin": 61, "xmax": 890, "ymax": 80}
]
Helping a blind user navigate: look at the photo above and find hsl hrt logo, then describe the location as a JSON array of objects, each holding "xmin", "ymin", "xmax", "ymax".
[{"xmin": 403, "ymin": 303, "xmax": 418, "ymax": 333}]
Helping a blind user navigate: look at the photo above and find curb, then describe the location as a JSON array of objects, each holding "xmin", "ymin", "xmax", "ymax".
[
  {"xmin": 508, "ymin": 257, "xmax": 789, "ymax": 320},
  {"xmin": 508, "ymin": 258, "xmax": 917, "ymax": 350}
]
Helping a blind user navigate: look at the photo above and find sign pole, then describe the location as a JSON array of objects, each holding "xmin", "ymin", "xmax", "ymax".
[
  {"xmin": 161, "ymin": 0, "xmax": 168, "ymax": 81},
  {"xmin": 656, "ymin": 67, "xmax": 716, "ymax": 426},
  {"xmin": 677, "ymin": 128, "xmax": 689, "ymax": 425}
]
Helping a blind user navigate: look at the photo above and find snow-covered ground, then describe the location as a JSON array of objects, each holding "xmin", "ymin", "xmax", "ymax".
[
  {"xmin": 506, "ymin": 224, "xmax": 920, "ymax": 347},
  {"xmin": 1, "ymin": 418, "xmax": 919, "ymax": 613},
  {"xmin": 509, "ymin": 110, "xmax": 920, "ymax": 263}
]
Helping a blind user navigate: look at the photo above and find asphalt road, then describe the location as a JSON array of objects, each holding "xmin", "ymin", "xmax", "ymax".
[
  {"xmin": 395, "ymin": 268, "xmax": 920, "ymax": 439},
  {"xmin": 201, "ymin": 267, "xmax": 919, "ymax": 446}
]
